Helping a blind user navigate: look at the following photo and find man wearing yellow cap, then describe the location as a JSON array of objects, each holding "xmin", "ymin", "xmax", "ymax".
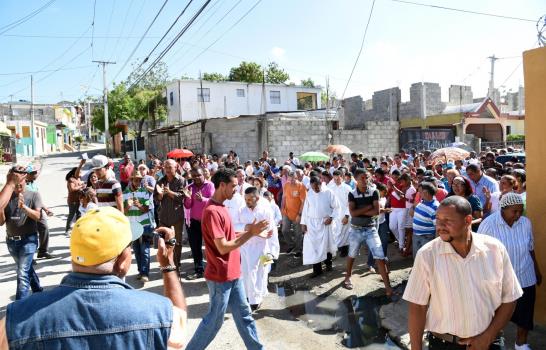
[{"xmin": 0, "ymin": 207, "xmax": 188, "ymax": 349}]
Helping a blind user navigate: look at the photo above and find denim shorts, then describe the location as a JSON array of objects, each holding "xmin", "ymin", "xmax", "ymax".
[{"xmin": 348, "ymin": 225, "xmax": 385, "ymax": 260}]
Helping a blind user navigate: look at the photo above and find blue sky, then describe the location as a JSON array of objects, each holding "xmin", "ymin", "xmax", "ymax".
[{"xmin": 0, "ymin": 0, "xmax": 543, "ymax": 104}]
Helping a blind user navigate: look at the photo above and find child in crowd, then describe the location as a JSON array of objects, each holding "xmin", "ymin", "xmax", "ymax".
[{"xmin": 79, "ymin": 187, "xmax": 98, "ymax": 216}]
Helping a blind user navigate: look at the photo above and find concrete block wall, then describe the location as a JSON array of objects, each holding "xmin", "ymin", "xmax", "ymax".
[
  {"xmin": 267, "ymin": 117, "xmax": 330, "ymax": 161},
  {"xmin": 340, "ymin": 96, "xmax": 365, "ymax": 129},
  {"xmin": 365, "ymin": 121, "xmax": 400, "ymax": 156},
  {"xmin": 205, "ymin": 117, "xmax": 259, "ymax": 161},
  {"xmin": 179, "ymin": 122, "xmax": 203, "ymax": 153}
]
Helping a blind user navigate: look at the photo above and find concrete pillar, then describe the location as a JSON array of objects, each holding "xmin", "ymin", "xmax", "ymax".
[{"xmin": 523, "ymin": 46, "xmax": 546, "ymax": 325}]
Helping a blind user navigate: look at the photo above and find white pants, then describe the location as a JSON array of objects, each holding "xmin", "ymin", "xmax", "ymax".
[{"xmin": 389, "ymin": 208, "xmax": 407, "ymax": 249}]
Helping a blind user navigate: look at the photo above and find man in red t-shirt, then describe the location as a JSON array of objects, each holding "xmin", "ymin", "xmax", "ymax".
[
  {"xmin": 119, "ymin": 154, "xmax": 134, "ymax": 191},
  {"xmin": 186, "ymin": 168, "xmax": 269, "ymax": 350}
]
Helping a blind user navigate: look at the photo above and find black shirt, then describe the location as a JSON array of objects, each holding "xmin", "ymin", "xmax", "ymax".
[
  {"xmin": 4, "ymin": 191, "xmax": 43, "ymax": 237},
  {"xmin": 348, "ymin": 187, "xmax": 379, "ymax": 227}
]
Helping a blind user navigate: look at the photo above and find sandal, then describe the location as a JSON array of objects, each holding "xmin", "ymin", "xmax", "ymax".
[{"xmin": 343, "ymin": 279, "xmax": 354, "ymax": 290}]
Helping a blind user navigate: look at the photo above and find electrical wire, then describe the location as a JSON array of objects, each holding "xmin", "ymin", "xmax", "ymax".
[
  {"xmin": 129, "ymin": 0, "xmax": 212, "ymax": 89},
  {"xmin": 138, "ymin": 0, "xmax": 195, "ymax": 68},
  {"xmin": 390, "ymin": 0, "xmax": 536, "ymax": 23},
  {"xmin": 107, "ymin": 0, "xmax": 136, "ymax": 62},
  {"xmin": 162, "ymin": 0, "xmax": 225, "ymax": 66},
  {"xmin": 4, "ymin": 45, "xmax": 92, "ymax": 100},
  {"xmin": 91, "ymin": 0, "xmax": 97, "ymax": 59},
  {"xmin": 499, "ymin": 61, "xmax": 523, "ymax": 88},
  {"xmin": 0, "ymin": 0, "xmax": 58, "ymax": 36},
  {"xmin": 341, "ymin": 0, "xmax": 376, "ymax": 100},
  {"xmin": 177, "ymin": 0, "xmax": 263, "ymax": 72},
  {"xmin": 100, "ymin": 0, "xmax": 117, "ymax": 58},
  {"xmin": 111, "ymin": 0, "xmax": 170, "ymax": 83},
  {"xmin": 0, "ymin": 65, "xmax": 95, "ymax": 76},
  {"xmin": 167, "ymin": 0, "xmax": 245, "ymax": 70}
]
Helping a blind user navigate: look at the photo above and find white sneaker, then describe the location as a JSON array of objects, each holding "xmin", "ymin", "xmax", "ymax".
[{"xmin": 515, "ymin": 344, "xmax": 532, "ymax": 350}]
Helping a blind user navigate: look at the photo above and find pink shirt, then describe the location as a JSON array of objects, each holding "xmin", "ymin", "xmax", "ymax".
[{"xmin": 184, "ymin": 181, "xmax": 215, "ymax": 221}]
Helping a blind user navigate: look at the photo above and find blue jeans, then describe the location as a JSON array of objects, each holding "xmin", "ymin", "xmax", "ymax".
[
  {"xmin": 367, "ymin": 221, "xmax": 390, "ymax": 267},
  {"xmin": 348, "ymin": 225, "xmax": 385, "ymax": 260},
  {"xmin": 133, "ymin": 226, "xmax": 152, "ymax": 277},
  {"xmin": 412, "ymin": 233, "xmax": 435, "ymax": 258},
  {"xmin": 186, "ymin": 278, "xmax": 263, "ymax": 350},
  {"xmin": 6, "ymin": 234, "xmax": 42, "ymax": 300}
]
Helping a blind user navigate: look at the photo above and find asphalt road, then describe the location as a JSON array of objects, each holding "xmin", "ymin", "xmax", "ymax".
[{"xmin": 0, "ymin": 152, "xmax": 343, "ymax": 349}]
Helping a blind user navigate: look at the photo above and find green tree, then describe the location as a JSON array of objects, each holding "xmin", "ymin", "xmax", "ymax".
[
  {"xmin": 265, "ymin": 62, "xmax": 289, "ymax": 84},
  {"xmin": 301, "ymin": 78, "xmax": 315, "ymax": 88},
  {"xmin": 91, "ymin": 83, "xmax": 132, "ymax": 135},
  {"xmin": 202, "ymin": 72, "xmax": 227, "ymax": 82},
  {"xmin": 228, "ymin": 61, "xmax": 263, "ymax": 83},
  {"xmin": 126, "ymin": 61, "xmax": 169, "ymax": 91}
]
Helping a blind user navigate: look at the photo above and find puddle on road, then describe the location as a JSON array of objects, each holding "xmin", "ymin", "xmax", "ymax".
[{"xmin": 270, "ymin": 284, "xmax": 403, "ymax": 349}]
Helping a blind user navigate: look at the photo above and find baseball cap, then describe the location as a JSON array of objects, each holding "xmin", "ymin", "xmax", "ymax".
[
  {"xmin": 91, "ymin": 154, "xmax": 109, "ymax": 170},
  {"xmin": 70, "ymin": 207, "xmax": 141, "ymax": 266}
]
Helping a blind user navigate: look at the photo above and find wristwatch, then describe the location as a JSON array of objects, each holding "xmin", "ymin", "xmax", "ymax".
[{"xmin": 160, "ymin": 265, "xmax": 177, "ymax": 273}]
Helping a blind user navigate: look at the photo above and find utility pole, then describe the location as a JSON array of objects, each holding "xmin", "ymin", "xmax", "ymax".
[
  {"xmin": 92, "ymin": 60, "xmax": 115, "ymax": 156},
  {"xmin": 487, "ymin": 55, "xmax": 499, "ymax": 101},
  {"xmin": 30, "ymin": 75, "xmax": 36, "ymax": 156}
]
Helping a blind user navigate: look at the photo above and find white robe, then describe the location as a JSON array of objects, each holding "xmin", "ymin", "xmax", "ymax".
[
  {"xmin": 234, "ymin": 201, "xmax": 278, "ymax": 305},
  {"xmin": 223, "ymin": 192, "xmax": 245, "ymax": 223},
  {"xmin": 327, "ymin": 181, "xmax": 352, "ymax": 248},
  {"xmin": 300, "ymin": 188, "xmax": 340, "ymax": 265}
]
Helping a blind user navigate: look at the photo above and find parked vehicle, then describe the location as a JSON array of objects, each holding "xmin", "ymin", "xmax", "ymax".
[{"xmin": 496, "ymin": 152, "xmax": 525, "ymax": 165}]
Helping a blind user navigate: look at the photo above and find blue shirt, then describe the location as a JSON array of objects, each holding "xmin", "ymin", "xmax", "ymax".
[
  {"xmin": 470, "ymin": 174, "xmax": 499, "ymax": 207},
  {"xmin": 413, "ymin": 199, "xmax": 439, "ymax": 236}
]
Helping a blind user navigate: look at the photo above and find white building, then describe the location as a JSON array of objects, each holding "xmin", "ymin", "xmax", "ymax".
[{"xmin": 165, "ymin": 80, "xmax": 322, "ymax": 124}]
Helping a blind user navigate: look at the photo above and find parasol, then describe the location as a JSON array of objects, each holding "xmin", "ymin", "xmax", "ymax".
[
  {"xmin": 167, "ymin": 148, "xmax": 194, "ymax": 159},
  {"xmin": 428, "ymin": 147, "xmax": 470, "ymax": 162},
  {"xmin": 324, "ymin": 144, "xmax": 353, "ymax": 154},
  {"xmin": 299, "ymin": 151, "xmax": 330, "ymax": 162}
]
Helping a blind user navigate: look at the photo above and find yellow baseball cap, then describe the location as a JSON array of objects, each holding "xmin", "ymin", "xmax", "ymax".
[{"xmin": 70, "ymin": 207, "xmax": 139, "ymax": 266}]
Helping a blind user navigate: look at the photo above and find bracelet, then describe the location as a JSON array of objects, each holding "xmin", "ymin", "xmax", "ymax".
[{"xmin": 160, "ymin": 265, "xmax": 177, "ymax": 273}]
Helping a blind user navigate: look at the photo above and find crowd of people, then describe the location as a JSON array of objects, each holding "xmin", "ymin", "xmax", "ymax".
[{"xmin": 0, "ymin": 145, "xmax": 541, "ymax": 350}]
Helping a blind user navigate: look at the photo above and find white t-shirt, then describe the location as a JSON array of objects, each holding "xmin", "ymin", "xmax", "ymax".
[
  {"xmin": 79, "ymin": 202, "xmax": 98, "ymax": 216},
  {"xmin": 378, "ymin": 197, "xmax": 387, "ymax": 224},
  {"xmin": 405, "ymin": 186, "xmax": 417, "ymax": 209},
  {"xmin": 390, "ymin": 164, "xmax": 408, "ymax": 174}
]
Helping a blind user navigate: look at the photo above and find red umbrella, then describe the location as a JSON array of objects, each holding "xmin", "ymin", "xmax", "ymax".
[{"xmin": 167, "ymin": 148, "xmax": 193, "ymax": 159}]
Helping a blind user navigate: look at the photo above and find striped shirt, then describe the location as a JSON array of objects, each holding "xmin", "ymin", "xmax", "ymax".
[
  {"xmin": 96, "ymin": 178, "xmax": 122, "ymax": 208},
  {"xmin": 123, "ymin": 187, "xmax": 151, "ymax": 226},
  {"xmin": 412, "ymin": 199, "xmax": 439, "ymax": 236},
  {"xmin": 403, "ymin": 233, "xmax": 522, "ymax": 338},
  {"xmin": 477, "ymin": 212, "xmax": 536, "ymax": 288},
  {"xmin": 470, "ymin": 174, "xmax": 499, "ymax": 207}
]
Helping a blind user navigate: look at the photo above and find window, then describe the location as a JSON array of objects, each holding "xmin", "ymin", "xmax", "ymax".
[
  {"xmin": 270, "ymin": 90, "xmax": 281, "ymax": 104},
  {"xmin": 197, "ymin": 88, "xmax": 210, "ymax": 102},
  {"xmin": 506, "ymin": 125, "xmax": 512, "ymax": 135},
  {"xmin": 236, "ymin": 89, "xmax": 245, "ymax": 97},
  {"xmin": 169, "ymin": 91, "xmax": 174, "ymax": 106},
  {"xmin": 22, "ymin": 126, "xmax": 30, "ymax": 138}
]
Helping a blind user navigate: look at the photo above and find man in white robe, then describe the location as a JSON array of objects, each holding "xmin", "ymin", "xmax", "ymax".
[
  {"xmin": 301, "ymin": 176, "xmax": 340, "ymax": 278},
  {"xmin": 328, "ymin": 169, "xmax": 352, "ymax": 257},
  {"xmin": 234, "ymin": 186, "xmax": 278, "ymax": 309},
  {"xmin": 224, "ymin": 169, "xmax": 250, "ymax": 221}
]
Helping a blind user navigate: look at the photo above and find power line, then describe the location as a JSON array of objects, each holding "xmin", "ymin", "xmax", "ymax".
[
  {"xmin": 0, "ymin": 0, "xmax": 58, "ymax": 36},
  {"xmin": 177, "ymin": 0, "xmax": 263, "ymax": 72},
  {"xmin": 107, "ymin": 0, "xmax": 137, "ymax": 62},
  {"xmin": 341, "ymin": 0, "xmax": 376, "ymax": 100},
  {"xmin": 100, "ymin": 0, "xmax": 117, "ymax": 57},
  {"xmin": 91, "ymin": 0, "xmax": 97, "ymax": 58},
  {"xmin": 111, "ymin": 0, "xmax": 170, "ymax": 83},
  {"xmin": 4, "ymin": 33, "xmax": 166, "ymax": 39},
  {"xmin": 0, "ymin": 65, "xmax": 94, "ymax": 76},
  {"xmin": 167, "ymin": 0, "xmax": 244, "ymax": 69},
  {"xmin": 390, "ymin": 0, "xmax": 536, "ymax": 23},
  {"xmin": 4, "ymin": 45, "xmax": 92, "ymax": 100},
  {"xmin": 129, "ymin": 0, "xmax": 212, "ymax": 90},
  {"xmin": 499, "ymin": 61, "xmax": 523, "ymax": 88},
  {"xmin": 137, "ymin": 0, "xmax": 195, "ymax": 70}
]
